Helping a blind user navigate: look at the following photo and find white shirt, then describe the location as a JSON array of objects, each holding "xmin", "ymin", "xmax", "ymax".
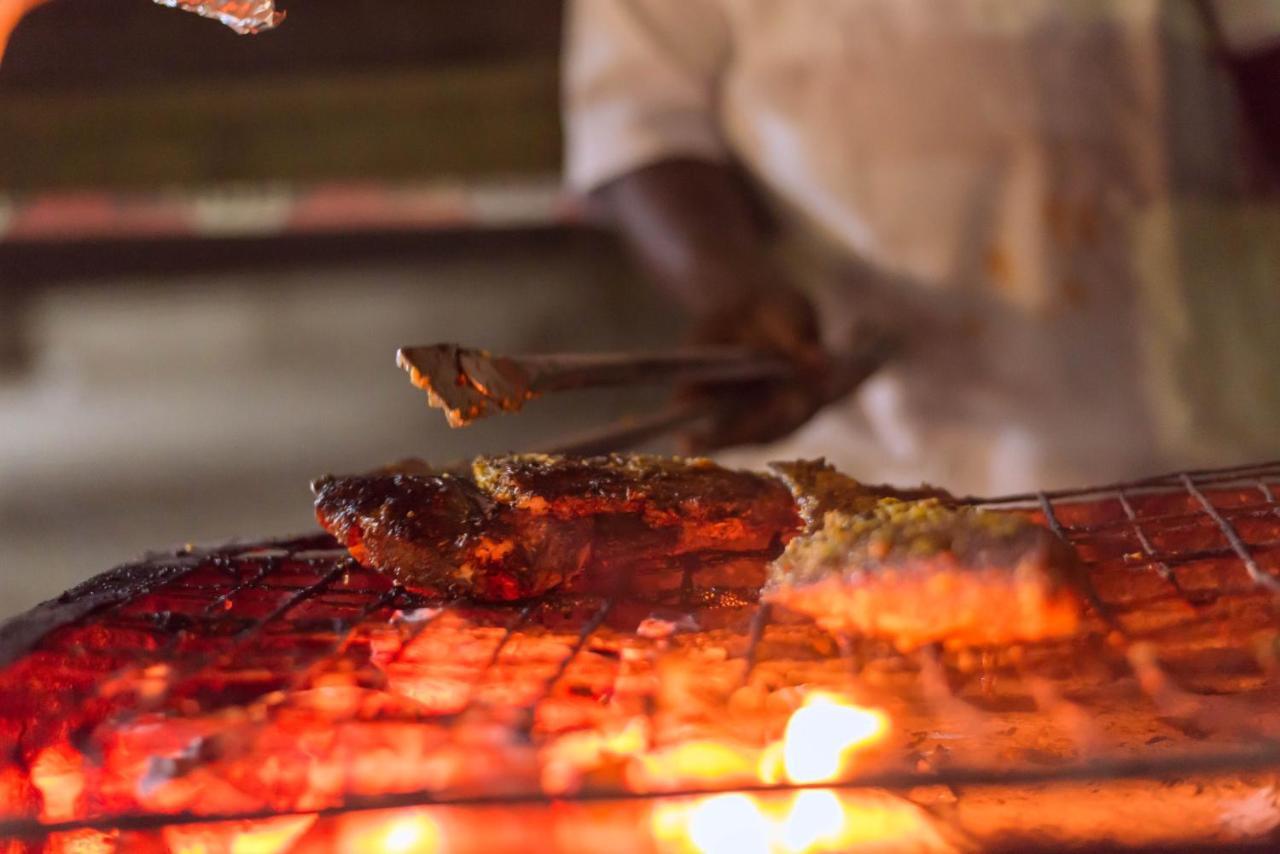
[{"xmin": 565, "ymin": 0, "xmax": 1280, "ymax": 495}]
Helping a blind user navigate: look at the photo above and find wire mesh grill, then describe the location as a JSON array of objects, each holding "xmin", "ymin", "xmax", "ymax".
[{"xmin": 2, "ymin": 461, "xmax": 1280, "ymax": 850}]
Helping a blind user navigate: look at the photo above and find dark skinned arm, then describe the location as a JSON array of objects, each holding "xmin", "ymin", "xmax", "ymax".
[
  {"xmin": 592, "ymin": 158, "xmax": 828, "ymax": 450},
  {"xmin": 1225, "ymin": 43, "xmax": 1280, "ymax": 180},
  {"xmin": 1192, "ymin": 1, "xmax": 1280, "ymax": 181}
]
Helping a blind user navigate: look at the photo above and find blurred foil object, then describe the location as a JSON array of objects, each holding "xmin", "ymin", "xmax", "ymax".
[{"xmin": 154, "ymin": 0, "xmax": 284, "ymax": 34}]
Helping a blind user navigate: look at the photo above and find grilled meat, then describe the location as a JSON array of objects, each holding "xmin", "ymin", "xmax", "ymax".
[
  {"xmin": 314, "ymin": 454, "xmax": 800, "ymax": 600},
  {"xmin": 473, "ymin": 453, "xmax": 800, "ymax": 554},
  {"xmin": 312, "ymin": 473, "xmax": 591, "ymax": 600},
  {"xmin": 768, "ymin": 459, "xmax": 955, "ymax": 531},
  {"xmin": 767, "ymin": 460, "xmax": 885, "ymax": 531},
  {"xmin": 764, "ymin": 498, "xmax": 1082, "ymax": 650},
  {"xmin": 316, "ymin": 455, "xmax": 1084, "ymax": 649}
]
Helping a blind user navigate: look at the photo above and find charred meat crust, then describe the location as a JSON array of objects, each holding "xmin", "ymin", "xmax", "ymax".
[
  {"xmin": 473, "ymin": 454, "xmax": 801, "ymax": 553},
  {"xmin": 312, "ymin": 473, "xmax": 590, "ymax": 600},
  {"xmin": 313, "ymin": 455, "xmax": 801, "ymax": 601}
]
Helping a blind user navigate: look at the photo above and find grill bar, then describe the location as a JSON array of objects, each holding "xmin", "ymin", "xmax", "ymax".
[
  {"xmin": 521, "ymin": 598, "xmax": 613, "ymax": 716},
  {"xmin": 978, "ymin": 459, "xmax": 1280, "ymax": 505},
  {"xmin": 1116, "ymin": 488, "xmax": 1198, "ymax": 606},
  {"xmin": 2, "ymin": 741, "xmax": 1278, "ymax": 841},
  {"xmin": 1181, "ymin": 472, "xmax": 1280, "ymax": 593}
]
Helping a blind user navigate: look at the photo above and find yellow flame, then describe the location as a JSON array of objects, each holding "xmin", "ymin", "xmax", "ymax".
[
  {"xmin": 686, "ymin": 794, "xmax": 773, "ymax": 854},
  {"xmin": 43, "ymin": 829, "xmax": 116, "ymax": 854},
  {"xmin": 651, "ymin": 692, "xmax": 895, "ymax": 853},
  {"xmin": 338, "ymin": 810, "xmax": 442, "ymax": 854},
  {"xmin": 231, "ymin": 816, "xmax": 318, "ymax": 854},
  {"xmin": 630, "ymin": 739, "xmax": 760, "ymax": 791},
  {"xmin": 652, "ymin": 789, "xmax": 944, "ymax": 854},
  {"xmin": 29, "ymin": 744, "xmax": 84, "ymax": 822},
  {"xmin": 162, "ymin": 815, "xmax": 317, "ymax": 854},
  {"xmin": 779, "ymin": 791, "xmax": 845, "ymax": 853},
  {"xmin": 652, "ymin": 790, "xmax": 879, "ymax": 854},
  {"xmin": 780, "ymin": 693, "xmax": 888, "ymax": 784}
]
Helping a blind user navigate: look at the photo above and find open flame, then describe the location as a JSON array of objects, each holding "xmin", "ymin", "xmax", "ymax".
[
  {"xmin": 163, "ymin": 815, "xmax": 317, "ymax": 854},
  {"xmin": 30, "ymin": 744, "xmax": 85, "ymax": 822},
  {"xmin": 779, "ymin": 693, "xmax": 889, "ymax": 785},
  {"xmin": 336, "ymin": 809, "xmax": 443, "ymax": 853},
  {"xmin": 653, "ymin": 789, "xmax": 946, "ymax": 854},
  {"xmin": 653, "ymin": 692, "xmax": 897, "ymax": 854}
]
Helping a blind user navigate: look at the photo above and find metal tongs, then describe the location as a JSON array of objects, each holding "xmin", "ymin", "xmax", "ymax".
[{"xmin": 397, "ymin": 334, "xmax": 893, "ymax": 455}]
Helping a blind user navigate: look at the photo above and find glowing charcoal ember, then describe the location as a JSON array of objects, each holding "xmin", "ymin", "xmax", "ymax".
[
  {"xmin": 539, "ymin": 718, "xmax": 649, "ymax": 795},
  {"xmin": 41, "ymin": 829, "xmax": 117, "ymax": 854},
  {"xmin": 162, "ymin": 814, "xmax": 316, "ymax": 854},
  {"xmin": 0, "ymin": 765, "xmax": 34, "ymax": 818},
  {"xmin": 153, "ymin": 0, "xmax": 283, "ymax": 33},
  {"xmin": 29, "ymin": 744, "xmax": 85, "ymax": 822},
  {"xmin": 627, "ymin": 741, "xmax": 761, "ymax": 792}
]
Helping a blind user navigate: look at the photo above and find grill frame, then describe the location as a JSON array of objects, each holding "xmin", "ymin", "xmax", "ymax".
[{"xmin": 4, "ymin": 460, "xmax": 1280, "ymax": 847}]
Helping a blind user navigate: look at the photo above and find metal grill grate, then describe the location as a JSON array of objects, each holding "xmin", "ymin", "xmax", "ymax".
[{"xmin": 3, "ymin": 461, "xmax": 1280, "ymax": 849}]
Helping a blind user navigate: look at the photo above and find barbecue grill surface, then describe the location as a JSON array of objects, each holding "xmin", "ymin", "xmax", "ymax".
[{"xmin": 3, "ymin": 462, "xmax": 1280, "ymax": 851}]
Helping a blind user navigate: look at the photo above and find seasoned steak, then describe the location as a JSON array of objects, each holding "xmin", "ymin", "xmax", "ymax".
[
  {"xmin": 473, "ymin": 453, "xmax": 801, "ymax": 554},
  {"xmin": 764, "ymin": 498, "xmax": 1081, "ymax": 650},
  {"xmin": 312, "ymin": 473, "xmax": 590, "ymax": 600},
  {"xmin": 316, "ymin": 454, "xmax": 1084, "ymax": 646},
  {"xmin": 767, "ymin": 460, "xmax": 884, "ymax": 531},
  {"xmin": 768, "ymin": 459, "xmax": 954, "ymax": 532},
  {"xmin": 314, "ymin": 455, "xmax": 801, "ymax": 601}
]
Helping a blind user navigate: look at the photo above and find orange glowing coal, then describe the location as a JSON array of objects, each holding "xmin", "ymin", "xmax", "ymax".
[
  {"xmin": 29, "ymin": 744, "xmax": 85, "ymax": 823},
  {"xmin": 163, "ymin": 814, "xmax": 317, "ymax": 854}
]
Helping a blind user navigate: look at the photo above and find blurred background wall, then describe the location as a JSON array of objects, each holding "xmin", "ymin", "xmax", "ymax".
[{"xmin": 0, "ymin": 0, "xmax": 670, "ymax": 618}]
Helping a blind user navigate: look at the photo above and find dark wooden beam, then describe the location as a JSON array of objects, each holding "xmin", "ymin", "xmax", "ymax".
[
  {"xmin": 0, "ymin": 60, "xmax": 561, "ymax": 190},
  {"xmin": 1, "ymin": 0, "xmax": 563, "ymax": 90}
]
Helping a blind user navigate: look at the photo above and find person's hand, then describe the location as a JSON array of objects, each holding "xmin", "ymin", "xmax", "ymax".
[{"xmin": 681, "ymin": 284, "xmax": 830, "ymax": 453}]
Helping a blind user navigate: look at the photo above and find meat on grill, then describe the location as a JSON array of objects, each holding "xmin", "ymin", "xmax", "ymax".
[
  {"xmin": 312, "ymin": 472, "xmax": 593, "ymax": 600},
  {"xmin": 766, "ymin": 459, "xmax": 954, "ymax": 531},
  {"xmin": 765, "ymin": 494, "xmax": 1082, "ymax": 650},
  {"xmin": 472, "ymin": 453, "xmax": 800, "ymax": 554},
  {"xmin": 314, "ymin": 454, "xmax": 1083, "ymax": 648},
  {"xmin": 314, "ymin": 454, "xmax": 800, "ymax": 599}
]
